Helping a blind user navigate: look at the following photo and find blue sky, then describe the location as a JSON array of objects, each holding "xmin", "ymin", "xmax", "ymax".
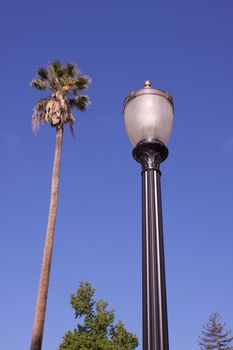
[{"xmin": 1, "ymin": 0, "xmax": 233, "ymax": 349}]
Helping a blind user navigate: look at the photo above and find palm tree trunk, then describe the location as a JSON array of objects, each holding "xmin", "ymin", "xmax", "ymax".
[{"xmin": 30, "ymin": 127, "xmax": 63, "ymax": 350}]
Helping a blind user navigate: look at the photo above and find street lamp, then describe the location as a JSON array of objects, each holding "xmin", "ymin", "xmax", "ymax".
[{"xmin": 123, "ymin": 81, "xmax": 174, "ymax": 350}]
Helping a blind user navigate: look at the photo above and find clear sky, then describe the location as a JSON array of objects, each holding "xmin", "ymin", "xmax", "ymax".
[{"xmin": 1, "ymin": 0, "xmax": 233, "ymax": 349}]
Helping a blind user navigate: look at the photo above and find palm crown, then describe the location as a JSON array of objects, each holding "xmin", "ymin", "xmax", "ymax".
[{"xmin": 31, "ymin": 60, "xmax": 91, "ymax": 131}]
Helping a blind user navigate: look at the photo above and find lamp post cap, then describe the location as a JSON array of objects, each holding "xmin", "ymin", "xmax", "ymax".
[{"xmin": 144, "ymin": 80, "xmax": 151, "ymax": 88}]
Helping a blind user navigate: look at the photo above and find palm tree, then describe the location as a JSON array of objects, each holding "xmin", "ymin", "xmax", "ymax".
[{"xmin": 30, "ymin": 60, "xmax": 91, "ymax": 350}]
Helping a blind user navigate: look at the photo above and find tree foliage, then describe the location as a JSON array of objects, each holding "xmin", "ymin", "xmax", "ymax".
[
  {"xmin": 199, "ymin": 313, "xmax": 233, "ymax": 350},
  {"xmin": 30, "ymin": 60, "xmax": 91, "ymax": 132},
  {"xmin": 59, "ymin": 282, "xmax": 139, "ymax": 350}
]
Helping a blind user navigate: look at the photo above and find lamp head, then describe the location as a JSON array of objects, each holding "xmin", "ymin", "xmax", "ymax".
[{"xmin": 123, "ymin": 81, "xmax": 174, "ymax": 147}]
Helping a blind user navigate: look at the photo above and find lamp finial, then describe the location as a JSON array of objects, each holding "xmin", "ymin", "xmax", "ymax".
[{"xmin": 144, "ymin": 80, "xmax": 151, "ymax": 88}]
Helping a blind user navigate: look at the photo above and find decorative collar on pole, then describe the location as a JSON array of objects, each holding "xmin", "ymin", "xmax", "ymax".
[{"xmin": 133, "ymin": 139, "xmax": 168, "ymax": 171}]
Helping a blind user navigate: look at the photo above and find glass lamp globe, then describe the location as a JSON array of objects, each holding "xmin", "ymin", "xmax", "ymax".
[{"xmin": 123, "ymin": 81, "xmax": 174, "ymax": 147}]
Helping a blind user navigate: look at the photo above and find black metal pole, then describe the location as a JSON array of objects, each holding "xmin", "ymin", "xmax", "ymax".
[{"xmin": 133, "ymin": 139, "xmax": 169, "ymax": 350}]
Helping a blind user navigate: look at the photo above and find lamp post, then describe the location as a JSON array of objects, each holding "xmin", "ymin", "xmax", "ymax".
[{"xmin": 123, "ymin": 81, "xmax": 174, "ymax": 350}]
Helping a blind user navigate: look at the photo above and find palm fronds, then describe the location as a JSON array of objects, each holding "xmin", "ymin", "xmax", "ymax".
[
  {"xmin": 31, "ymin": 60, "xmax": 91, "ymax": 131},
  {"xmin": 35, "ymin": 97, "xmax": 49, "ymax": 111},
  {"xmin": 51, "ymin": 60, "xmax": 63, "ymax": 74},
  {"xmin": 31, "ymin": 79, "xmax": 47, "ymax": 90},
  {"xmin": 32, "ymin": 97, "xmax": 50, "ymax": 131},
  {"xmin": 37, "ymin": 68, "xmax": 49, "ymax": 80},
  {"xmin": 69, "ymin": 95, "xmax": 91, "ymax": 111},
  {"xmin": 65, "ymin": 62, "xmax": 76, "ymax": 76}
]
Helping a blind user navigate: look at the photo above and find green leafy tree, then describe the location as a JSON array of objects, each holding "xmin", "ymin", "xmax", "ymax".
[
  {"xmin": 30, "ymin": 60, "xmax": 91, "ymax": 350},
  {"xmin": 199, "ymin": 313, "xmax": 233, "ymax": 350},
  {"xmin": 59, "ymin": 282, "xmax": 139, "ymax": 350}
]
